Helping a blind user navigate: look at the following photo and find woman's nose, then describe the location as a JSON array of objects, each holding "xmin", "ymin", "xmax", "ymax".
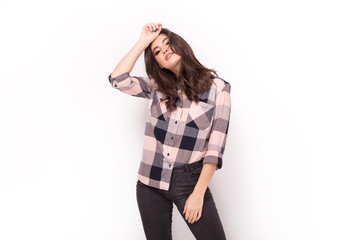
[{"xmin": 163, "ymin": 47, "xmax": 168, "ymax": 54}]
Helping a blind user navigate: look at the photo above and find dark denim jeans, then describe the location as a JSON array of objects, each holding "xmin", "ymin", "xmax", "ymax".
[{"xmin": 136, "ymin": 160, "xmax": 226, "ymax": 240}]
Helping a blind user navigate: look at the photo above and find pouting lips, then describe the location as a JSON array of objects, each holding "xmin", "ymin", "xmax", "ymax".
[{"xmin": 165, "ymin": 53, "xmax": 173, "ymax": 60}]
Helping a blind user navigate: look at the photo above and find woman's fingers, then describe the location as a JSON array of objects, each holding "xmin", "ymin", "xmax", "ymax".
[
  {"xmin": 195, "ymin": 211, "xmax": 202, "ymax": 222},
  {"xmin": 185, "ymin": 209, "xmax": 190, "ymax": 221},
  {"xmin": 138, "ymin": 22, "xmax": 162, "ymax": 45},
  {"xmin": 189, "ymin": 211, "xmax": 198, "ymax": 224},
  {"xmin": 156, "ymin": 23, "xmax": 162, "ymax": 30},
  {"xmin": 151, "ymin": 22, "xmax": 161, "ymax": 31},
  {"xmin": 185, "ymin": 208, "xmax": 202, "ymax": 224},
  {"xmin": 188, "ymin": 212, "xmax": 194, "ymax": 223},
  {"xmin": 185, "ymin": 208, "xmax": 200, "ymax": 224},
  {"xmin": 183, "ymin": 202, "xmax": 187, "ymax": 214},
  {"xmin": 146, "ymin": 22, "xmax": 162, "ymax": 32},
  {"xmin": 146, "ymin": 23, "xmax": 153, "ymax": 31}
]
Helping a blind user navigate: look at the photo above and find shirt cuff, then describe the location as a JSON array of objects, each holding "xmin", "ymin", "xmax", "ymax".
[
  {"xmin": 108, "ymin": 72, "xmax": 130, "ymax": 83},
  {"xmin": 203, "ymin": 154, "xmax": 223, "ymax": 170}
]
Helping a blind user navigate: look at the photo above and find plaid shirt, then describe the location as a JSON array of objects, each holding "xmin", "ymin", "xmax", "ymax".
[{"xmin": 108, "ymin": 72, "xmax": 231, "ymax": 191}]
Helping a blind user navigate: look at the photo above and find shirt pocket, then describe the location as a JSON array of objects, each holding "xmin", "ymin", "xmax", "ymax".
[{"xmin": 187, "ymin": 101, "xmax": 214, "ymax": 131}]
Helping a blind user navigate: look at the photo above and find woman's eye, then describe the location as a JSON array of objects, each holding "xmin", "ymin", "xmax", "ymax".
[{"xmin": 154, "ymin": 42, "xmax": 169, "ymax": 55}]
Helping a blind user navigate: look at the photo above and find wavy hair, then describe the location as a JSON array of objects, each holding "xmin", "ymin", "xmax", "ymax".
[{"xmin": 144, "ymin": 28, "xmax": 218, "ymax": 112}]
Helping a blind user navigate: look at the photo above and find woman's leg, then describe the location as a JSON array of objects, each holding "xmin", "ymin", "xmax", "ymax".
[
  {"xmin": 136, "ymin": 180, "xmax": 173, "ymax": 240},
  {"xmin": 169, "ymin": 162, "xmax": 226, "ymax": 240},
  {"xmin": 173, "ymin": 187, "xmax": 227, "ymax": 240}
]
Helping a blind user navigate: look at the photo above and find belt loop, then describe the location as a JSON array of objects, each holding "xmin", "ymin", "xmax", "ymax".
[{"xmin": 185, "ymin": 165, "xmax": 190, "ymax": 173}]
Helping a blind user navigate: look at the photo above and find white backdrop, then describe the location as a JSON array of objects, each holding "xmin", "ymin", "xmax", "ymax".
[{"xmin": 1, "ymin": 0, "xmax": 359, "ymax": 239}]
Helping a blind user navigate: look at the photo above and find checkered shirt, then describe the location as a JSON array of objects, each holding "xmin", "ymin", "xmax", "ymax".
[{"xmin": 108, "ymin": 72, "xmax": 231, "ymax": 191}]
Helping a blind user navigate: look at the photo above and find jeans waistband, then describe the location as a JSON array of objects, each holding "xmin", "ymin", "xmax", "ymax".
[{"xmin": 172, "ymin": 159, "xmax": 204, "ymax": 173}]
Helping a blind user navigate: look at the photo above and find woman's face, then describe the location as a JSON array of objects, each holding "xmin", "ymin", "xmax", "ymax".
[{"xmin": 151, "ymin": 33, "xmax": 182, "ymax": 75}]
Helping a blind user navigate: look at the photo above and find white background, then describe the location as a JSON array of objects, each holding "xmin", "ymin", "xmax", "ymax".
[{"xmin": 1, "ymin": 0, "xmax": 359, "ymax": 239}]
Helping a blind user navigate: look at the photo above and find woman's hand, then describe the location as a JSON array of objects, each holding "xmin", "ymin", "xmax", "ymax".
[
  {"xmin": 183, "ymin": 191, "xmax": 205, "ymax": 224},
  {"xmin": 138, "ymin": 22, "xmax": 162, "ymax": 46},
  {"xmin": 183, "ymin": 163, "xmax": 217, "ymax": 224}
]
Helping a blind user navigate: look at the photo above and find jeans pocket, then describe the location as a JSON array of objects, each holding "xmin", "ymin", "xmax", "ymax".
[
  {"xmin": 173, "ymin": 171, "xmax": 199, "ymax": 188},
  {"xmin": 189, "ymin": 163, "xmax": 203, "ymax": 176}
]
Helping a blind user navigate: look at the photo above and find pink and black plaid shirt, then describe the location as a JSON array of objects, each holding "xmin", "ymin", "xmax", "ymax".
[{"xmin": 108, "ymin": 72, "xmax": 231, "ymax": 191}]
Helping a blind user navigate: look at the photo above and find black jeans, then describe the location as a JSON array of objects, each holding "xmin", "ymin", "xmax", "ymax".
[{"xmin": 136, "ymin": 160, "xmax": 226, "ymax": 240}]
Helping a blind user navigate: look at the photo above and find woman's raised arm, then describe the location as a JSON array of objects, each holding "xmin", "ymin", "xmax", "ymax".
[
  {"xmin": 110, "ymin": 22, "xmax": 162, "ymax": 78},
  {"xmin": 108, "ymin": 22, "xmax": 162, "ymax": 98}
]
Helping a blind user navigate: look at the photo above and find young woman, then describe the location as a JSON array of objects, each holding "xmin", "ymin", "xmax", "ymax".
[{"xmin": 108, "ymin": 22, "xmax": 231, "ymax": 240}]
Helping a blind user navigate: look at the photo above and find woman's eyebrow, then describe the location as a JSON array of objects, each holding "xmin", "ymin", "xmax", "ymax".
[{"xmin": 152, "ymin": 37, "xmax": 168, "ymax": 52}]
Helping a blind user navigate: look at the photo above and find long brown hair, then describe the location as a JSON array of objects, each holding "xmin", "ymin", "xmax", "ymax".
[{"xmin": 144, "ymin": 28, "xmax": 218, "ymax": 112}]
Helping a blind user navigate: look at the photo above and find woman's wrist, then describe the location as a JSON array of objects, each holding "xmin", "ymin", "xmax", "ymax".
[
  {"xmin": 136, "ymin": 38, "xmax": 151, "ymax": 50},
  {"xmin": 193, "ymin": 185, "xmax": 207, "ymax": 195},
  {"xmin": 192, "ymin": 163, "xmax": 217, "ymax": 195}
]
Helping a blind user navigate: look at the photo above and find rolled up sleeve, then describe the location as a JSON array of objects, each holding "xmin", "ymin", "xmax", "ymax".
[
  {"xmin": 108, "ymin": 72, "xmax": 153, "ymax": 99},
  {"xmin": 203, "ymin": 82, "xmax": 231, "ymax": 169}
]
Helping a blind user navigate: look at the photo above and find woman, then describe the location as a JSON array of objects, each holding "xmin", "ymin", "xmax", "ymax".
[{"xmin": 108, "ymin": 22, "xmax": 231, "ymax": 240}]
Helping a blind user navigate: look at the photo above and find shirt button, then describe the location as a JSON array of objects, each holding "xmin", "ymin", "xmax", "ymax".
[
  {"xmin": 167, "ymin": 153, "xmax": 170, "ymax": 156},
  {"xmin": 180, "ymin": 106, "xmax": 183, "ymax": 108},
  {"xmin": 171, "ymin": 136, "xmax": 173, "ymax": 140},
  {"xmin": 175, "ymin": 121, "xmax": 177, "ymax": 124},
  {"xmin": 169, "ymin": 164, "xmax": 172, "ymax": 168}
]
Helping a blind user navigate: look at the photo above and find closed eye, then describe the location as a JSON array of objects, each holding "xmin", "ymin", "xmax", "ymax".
[{"xmin": 155, "ymin": 42, "xmax": 170, "ymax": 56}]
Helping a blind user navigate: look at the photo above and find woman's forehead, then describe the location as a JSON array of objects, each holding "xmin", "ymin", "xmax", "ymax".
[{"xmin": 151, "ymin": 34, "xmax": 168, "ymax": 48}]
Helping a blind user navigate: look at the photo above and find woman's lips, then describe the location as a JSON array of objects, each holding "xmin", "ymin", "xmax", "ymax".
[{"xmin": 165, "ymin": 52, "xmax": 173, "ymax": 61}]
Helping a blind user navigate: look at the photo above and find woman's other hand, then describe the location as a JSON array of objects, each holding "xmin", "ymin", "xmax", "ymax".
[
  {"xmin": 183, "ymin": 191, "xmax": 205, "ymax": 224},
  {"xmin": 139, "ymin": 22, "xmax": 162, "ymax": 46}
]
